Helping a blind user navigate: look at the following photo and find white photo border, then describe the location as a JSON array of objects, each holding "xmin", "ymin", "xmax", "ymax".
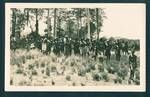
[{"xmin": 5, "ymin": 3, "xmax": 146, "ymax": 92}]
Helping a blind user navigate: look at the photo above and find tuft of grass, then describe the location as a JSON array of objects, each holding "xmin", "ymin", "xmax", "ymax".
[
  {"xmin": 92, "ymin": 72, "xmax": 101, "ymax": 81},
  {"xmin": 101, "ymin": 72, "xmax": 109, "ymax": 82},
  {"xmin": 97, "ymin": 65, "xmax": 104, "ymax": 72},
  {"xmin": 46, "ymin": 67, "xmax": 50, "ymax": 76},
  {"xmin": 117, "ymin": 65, "xmax": 128, "ymax": 80},
  {"xmin": 32, "ymin": 70, "xmax": 38, "ymax": 75},
  {"xmin": 41, "ymin": 62, "xmax": 45, "ymax": 68},
  {"xmin": 114, "ymin": 76, "xmax": 122, "ymax": 84},
  {"xmin": 66, "ymin": 75, "xmax": 71, "ymax": 81},
  {"xmin": 51, "ymin": 66, "xmax": 57, "ymax": 72},
  {"xmin": 28, "ymin": 64, "xmax": 34, "ymax": 70},
  {"xmin": 78, "ymin": 67, "xmax": 86, "ymax": 77},
  {"xmin": 16, "ymin": 68, "xmax": 23, "ymax": 74},
  {"xmin": 10, "ymin": 79, "xmax": 13, "ymax": 85}
]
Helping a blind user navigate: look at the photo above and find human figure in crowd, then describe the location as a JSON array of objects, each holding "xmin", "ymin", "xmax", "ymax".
[
  {"xmin": 124, "ymin": 42, "xmax": 129, "ymax": 55},
  {"xmin": 122, "ymin": 41, "xmax": 128, "ymax": 55},
  {"xmin": 59, "ymin": 37, "xmax": 65, "ymax": 55},
  {"xmin": 64, "ymin": 37, "xmax": 72, "ymax": 56},
  {"xmin": 128, "ymin": 50, "xmax": 137, "ymax": 83},
  {"xmin": 98, "ymin": 52, "xmax": 104, "ymax": 63},
  {"xmin": 42, "ymin": 37, "xmax": 48, "ymax": 54},
  {"xmin": 53, "ymin": 38, "xmax": 57, "ymax": 55},
  {"xmin": 47, "ymin": 39, "xmax": 53, "ymax": 54},
  {"xmin": 105, "ymin": 41, "xmax": 111, "ymax": 60},
  {"xmin": 10, "ymin": 36, "xmax": 17, "ymax": 51},
  {"xmin": 73, "ymin": 38, "xmax": 80, "ymax": 55},
  {"xmin": 115, "ymin": 45, "xmax": 121, "ymax": 61}
]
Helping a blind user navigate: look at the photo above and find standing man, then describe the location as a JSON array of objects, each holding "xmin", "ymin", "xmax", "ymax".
[
  {"xmin": 129, "ymin": 51, "xmax": 137, "ymax": 83},
  {"xmin": 105, "ymin": 41, "xmax": 111, "ymax": 60}
]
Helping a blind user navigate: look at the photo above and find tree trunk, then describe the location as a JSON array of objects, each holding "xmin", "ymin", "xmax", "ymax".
[
  {"xmin": 35, "ymin": 9, "xmax": 39, "ymax": 33},
  {"xmin": 96, "ymin": 8, "xmax": 99, "ymax": 40},
  {"xmin": 77, "ymin": 18, "xmax": 79, "ymax": 38},
  {"xmin": 47, "ymin": 9, "xmax": 51, "ymax": 37},
  {"xmin": 12, "ymin": 9, "xmax": 16, "ymax": 36},
  {"xmin": 53, "ymin": 8, "xmax": 57, "ymax": 38},
  {"xmin": 86, "ymin": 8, "xmax": 90, "ymax": 39},
  {"xmin": 27, "ymin": 9, "xmax": 29, "ymax": 26}
]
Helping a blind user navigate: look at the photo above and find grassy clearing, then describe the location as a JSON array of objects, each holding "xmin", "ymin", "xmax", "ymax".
[{"xmin": 10, "ymin": 49, "xmax": 140, "ymax": 86}]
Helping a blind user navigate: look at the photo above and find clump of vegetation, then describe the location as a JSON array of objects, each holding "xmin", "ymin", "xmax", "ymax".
[
  {"xmin": 41, "ymin": 62, "xmax": 45, "ymax": 68},
  {"xmin": 51, "ymin": 66, "xmax": 57, "ymax": 72},
  {"xmin": 106, "ymin": 61, "xmax": 120, "ymax": 74},
  {"xmin": 41, "ymin": 69, "xmax": 45, "ymax": 74},
  {"xmin": 101, "ymin": 72, "xmax": 109, "ymax": 82},
  {"xmin": 35, "ymin": 61, "xmax": 39, "ymax": 68},
  {"xmin": 10, "ymin": 79, "xmax": 13, "ymax": 85},
  {"xmin": 92, "ymin": 72, "xmax": 101, "ymax": 81},
  {"xmin": 72, "ymin": 82, "xmax": 76, "ymax": 86},
  {"xmin": 66, "ymin": 75, "xmax": 71, "ymax": 81},
  {"xmin": 28, "ymin": 64, "xmax": 34, "ymax": 70},
  {"xmin": 51, "ymin": 57, "xmax": 57, "ymax": 62},
  {"xmin": 70, "ymin": 60, "xmax": 76, "ymax": 67},
  {"xmin": 97, "ymin": 64, "xmax": 104, "ymax": 72},
  {"xmin": 134, "ymin": 79, "xmax": 140, "ymax": 85},
  {"xmin": 16, "ymin": 68, "xmax": 23, "ymax": 74},
  {"xmin": 46, "ymin": 67, "xmax": 50, "ymax": 76},
  {"xmin": 117, "ymin": 65, "xmax": 128, "ymax": 80},
  {"xmin": 26, "ymin": 55, "xmax": 32, "ymax": 60},
  {"xmin": 114, "ymin": 76, "xmax": 122, "ymax": 84},
  {"xmin": 78, "ymin": 68, "xmax": 86, "ymax": 77},
  {"xmin": 11, "ymin": 55, "xmax": 25, "ymax": 66},
  {"xmin": 32, "ymin": 70, "xmax": 38, "ymax": 75},
  {"xmin": 10, "ymin": 48, "xmax": 140, "ymax": 86}
]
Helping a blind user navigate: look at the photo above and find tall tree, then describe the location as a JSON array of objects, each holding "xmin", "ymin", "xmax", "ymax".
[
  {"xmin": 53, "ymin": 8, "xmax": 57, "ymax": 38},
  {"xmin": 96, "ymin": 8, "xmax": 99, "ymax": 40},
  {"xmin": 86, "ymin": 8, "xmax": 91, "ymax": 39},
  {"xmin": 11, "ymin": 8, "xmax": 17, "ymax": 36},
  {"xmin": 47, "ymin": 9, "xmax": 52, "ymax": 37}
]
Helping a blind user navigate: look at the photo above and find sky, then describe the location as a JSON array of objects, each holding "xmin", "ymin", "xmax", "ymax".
[{"xmin": 100, "ymin": 4, "xmax": 145, "ymax": 39}]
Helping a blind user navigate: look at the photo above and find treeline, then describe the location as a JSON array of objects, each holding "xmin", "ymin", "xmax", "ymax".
[{"xmin": 11, "ymin": 8, "xmax": 106, "ymax": 40}]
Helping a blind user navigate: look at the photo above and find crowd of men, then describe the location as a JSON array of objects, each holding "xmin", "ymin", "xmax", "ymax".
[{"xmin": 10, "ymin": 35, "xmax": 136, "ymax": 61}]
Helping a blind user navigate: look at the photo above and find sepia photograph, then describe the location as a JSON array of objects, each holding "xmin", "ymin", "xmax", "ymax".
[{"xmin": 5, "ymin": 3, "xmax": 146, "ymax": 91}]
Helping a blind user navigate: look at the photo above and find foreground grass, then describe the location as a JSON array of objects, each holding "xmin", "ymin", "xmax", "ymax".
[{"xmin": 10, "ymin": 49, "xmax": 140, "ymax": 86}]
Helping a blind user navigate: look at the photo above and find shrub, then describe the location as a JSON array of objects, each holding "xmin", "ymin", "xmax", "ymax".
[
  {"xmin": 106, "ymin": 61, "xmax": 120, "ymax": 74},
  {"xmin": 41, "ymin": 62, "xmax": 45, "ymax": 68},
  {"xmin": 52, "ymin": 57, "xmax": 57, "ymax": 62},
  {"xmin": 114, "ymin": 77, "xmax": 122, "ymax": 84},
  {"xmin": 97, "ymin": 65, "xmax": 104, "ymax": 72},
  {"xmin": 32, "ymin": 70, "xmax": 38, "ymax": 75},
  {"xmin": 90, "ymin": 64, "xmax": 96, "ymax": 70},
  {"xmin": 35, "ymin": 61, "xmax": 39, "ymax": 68},
  {"xmin": 101, "ymin": 72, "xmax": 109, "ymax": 82},
  {"xmin": 46, "ymin": 67, "xmax": 50, "ymax": 76},
  {"xmin": 66, "ymin": 75, "xmax": 71, "ymax": 81},
  {"xmin": 134, "ymin": 79, "xmax": 140, "ymax": 85},
  {"xmin": 117, "ymin": 65, "xmax": 128, "ymax": 80},
  {"xmin": 16, "ymin": 68, "xmax": 23, "ymax": 74},
  {"xmin": 41, "ymin": 69, "xmax": 45, "ymax": 74},
  {"xmin": 26, "ymin": 55, "xmax": 32, "ymax": 59},
  {"xmin": 92, "ymin": 73, "xmax": 101, "ymax": 81},
  {"xmin": 70, "ymin": 60, "xmax": 76, "ymax": 67},
  {"xmin": 78, "ymin": 68, "xmax": 86, "ymax": 77},
  {"xmin": 72, "ymin": 82, "xmax": 76, "ymax": 86},
  {"xmin": 51, "ymin": 66, "xmax": 57, "ymax": 72},
  {"xmin": 10, "ymin": 79, "xmax": 13, "ymax": 85},
  {"xmin": 28, "ymin": 64, "xmax": 34, "ymax": 70}
]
